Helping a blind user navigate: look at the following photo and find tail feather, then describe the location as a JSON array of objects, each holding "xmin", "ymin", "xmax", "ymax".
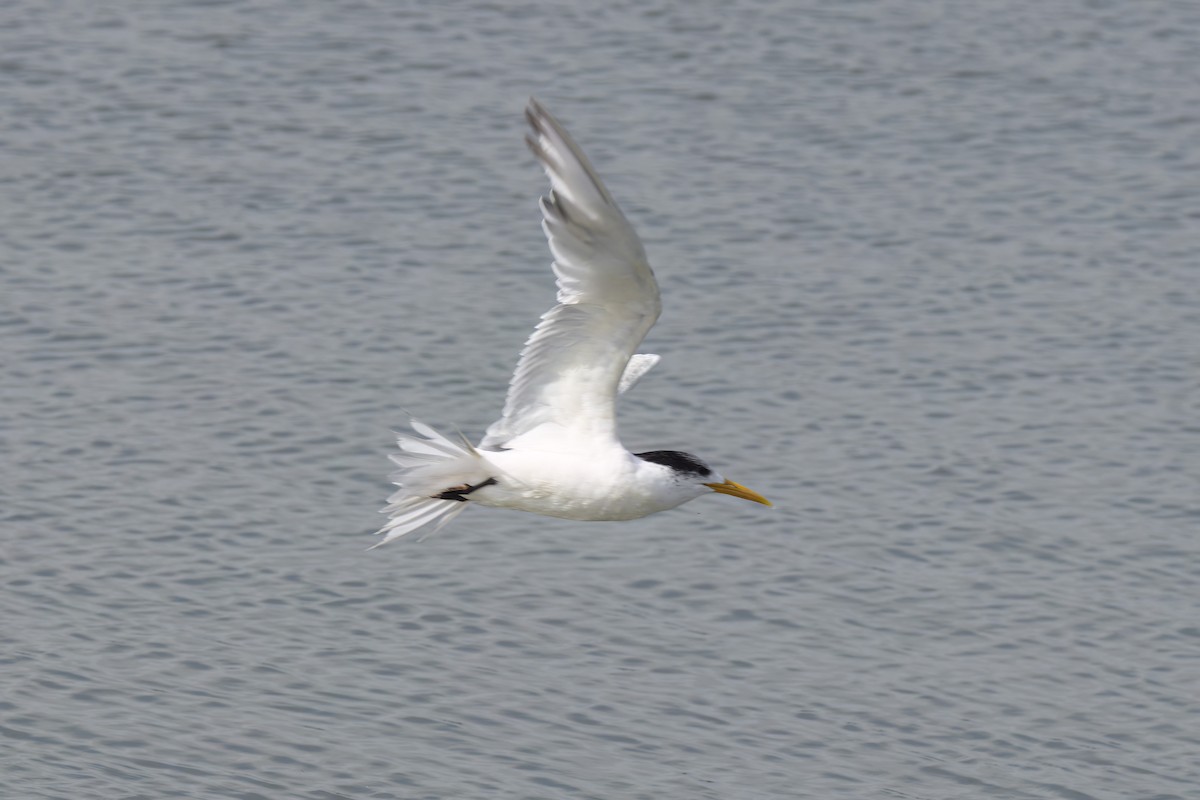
[
  {"xmin": 373, "ymin": 418, "xmax": 489, "ymax": 547},
  {"xmin": 372, "ymin": 496, "xmax": 467, "ymax": 548}
]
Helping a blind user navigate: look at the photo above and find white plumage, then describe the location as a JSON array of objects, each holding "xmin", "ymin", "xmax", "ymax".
[{"xmin": 375, "ymin": 99, "xmax": 770, "ymax": 547}]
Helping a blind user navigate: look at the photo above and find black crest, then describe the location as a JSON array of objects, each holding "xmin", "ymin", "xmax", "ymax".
[{"xmin": 635, "ymin": 450, "xmax": 711, "ymax": 477}]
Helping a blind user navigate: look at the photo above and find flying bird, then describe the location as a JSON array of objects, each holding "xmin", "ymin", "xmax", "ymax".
[{"xmin": 376, "ymin": 99, "xmax": 770, "ymax": 546}]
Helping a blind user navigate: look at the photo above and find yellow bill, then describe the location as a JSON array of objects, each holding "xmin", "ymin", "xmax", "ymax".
[{"xmin": 704, "ymin": 479, "xmax": 772, "ymax": 507}]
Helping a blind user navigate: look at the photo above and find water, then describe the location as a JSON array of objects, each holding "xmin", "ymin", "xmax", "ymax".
[{"xmin": 3, "ymin": 1, "xmax": 1199, "ymax": 797}]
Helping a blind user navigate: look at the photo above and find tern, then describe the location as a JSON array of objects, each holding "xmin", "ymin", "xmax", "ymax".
[{"xmin": 376, "ymin": 99, "xmax": 771, "ymax": 546}]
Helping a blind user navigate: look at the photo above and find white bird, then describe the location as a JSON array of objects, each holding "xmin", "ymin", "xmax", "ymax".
[{"xmin": 375, "ymin": 99, "xmax": 771, "ymax": 547}]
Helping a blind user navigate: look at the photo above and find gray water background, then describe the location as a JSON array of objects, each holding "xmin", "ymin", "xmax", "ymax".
[{"xmin": 3, "ymin": 1, "xmax": 1199, "ymax": 798}]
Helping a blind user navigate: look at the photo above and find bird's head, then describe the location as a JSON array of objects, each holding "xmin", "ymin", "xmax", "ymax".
[{"xmin": 635, "ymin": 450, "xmax": 772, "ymax": 507}]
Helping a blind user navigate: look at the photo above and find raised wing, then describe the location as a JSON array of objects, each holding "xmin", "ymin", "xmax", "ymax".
[
  {"xmin": 479, "ymin": 99, "xmax": 661, "ymax": 453},
  {"xmin": 617, "ymin": 353, "xmax": 661, "ymax": 396}
]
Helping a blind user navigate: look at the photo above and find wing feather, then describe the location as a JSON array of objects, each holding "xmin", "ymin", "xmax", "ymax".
[{"xmin": 480, "ymin": 99, "xmax": 661, "ymax": 452}]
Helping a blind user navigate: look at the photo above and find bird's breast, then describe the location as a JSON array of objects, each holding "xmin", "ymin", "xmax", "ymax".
[{"xmin": 472, "ymin": 448, "xmax": 652, "ymax": 521}]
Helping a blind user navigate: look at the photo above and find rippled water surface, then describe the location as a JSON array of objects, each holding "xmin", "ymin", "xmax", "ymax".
[{"xmin": 4, "ymin": 1, "xmax": 1199, "ymax": 798}]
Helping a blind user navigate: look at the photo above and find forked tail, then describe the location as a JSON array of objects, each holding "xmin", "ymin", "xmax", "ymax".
[{"xmin": 373, "ymin": 418, "xmax": 489, "ymax": 547}]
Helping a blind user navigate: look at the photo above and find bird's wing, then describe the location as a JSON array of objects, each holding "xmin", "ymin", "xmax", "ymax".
[
  {"xmin": 617, "ymin": 353, "xmax": 661, "ymax": 396},
  {"xmin": 480, "ymin": 99, "xmax": 661, "ymax": 453}
]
